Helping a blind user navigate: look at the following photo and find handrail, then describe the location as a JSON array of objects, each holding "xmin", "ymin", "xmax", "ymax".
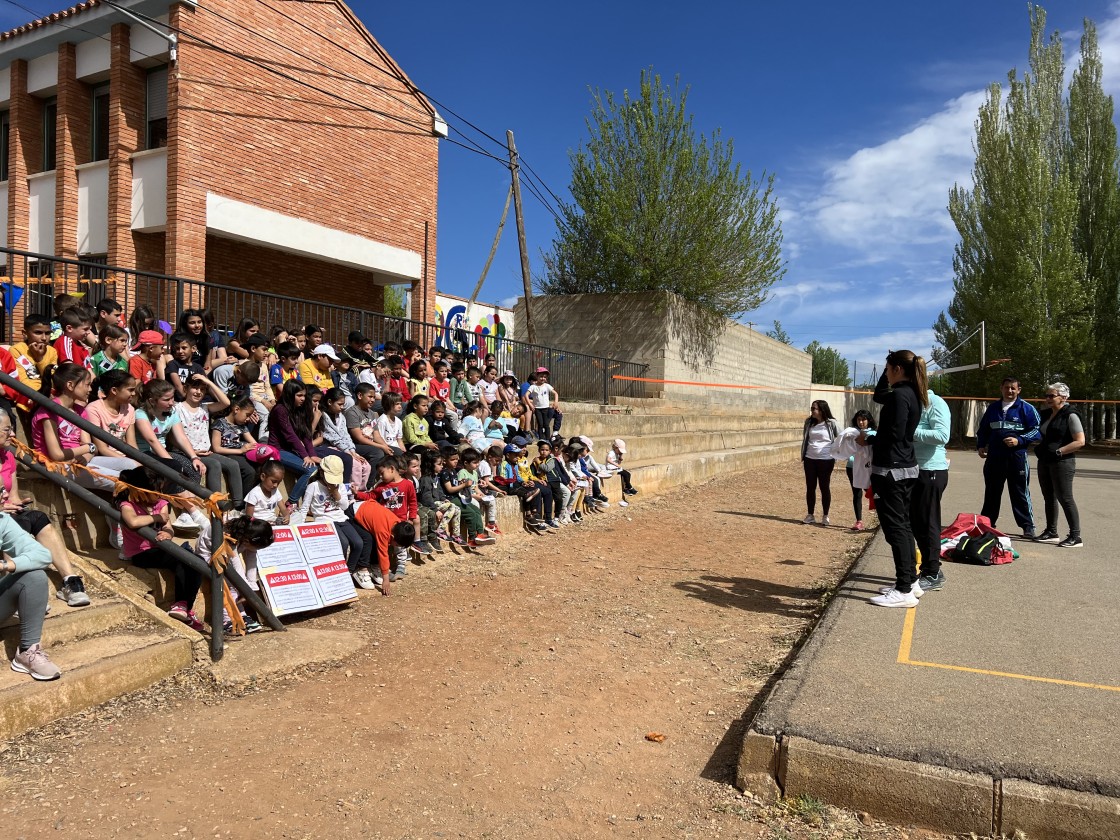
[{"xmin": 0, "ymin": 372, "xmax": 285, "ymax": 660}]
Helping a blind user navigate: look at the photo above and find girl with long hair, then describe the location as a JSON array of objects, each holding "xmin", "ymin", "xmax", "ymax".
[
  {"xmin": 266, "ymin": 380, "xmax": 318, "ymax": 507},
  {"xmin": 800, "ymin": 400, "xmax": 839, "ymax": 525}
]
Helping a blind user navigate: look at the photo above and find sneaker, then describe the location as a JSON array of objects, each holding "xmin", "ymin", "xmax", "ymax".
[
  {"xmin": 879, "ymin": 583, "xmax": 924, "ymax": 599},
  {"xmin": 430, "ymin": 536, "xmax": 445, "ymax": 553},
  {"xmin": 545, "ymin": 520, "xmax": 560, "ymax": 529},
  {"xmin": 450, "ymin": 533, "xmax": 468, "ymax": 546},
  {"xmin": 559, "ymin": 514, "xmax": 572, "ymax": 525},
  {"xmin": 489, "ymin": 526, "xmax": 503, "ymax": 536},
  {"xmin": 802, "ymin": 514, "xmax": 816, "ymax": 525},
  {"xmin": 372, "ymin": 573, "xmax": 384, "ymax": 588},
  {"xmin": 173, "ymin": 512, "xmax": 199, "ymax": 530},
  {"xmin": 394, "ymin": 565, "xmax": 408, "ymax": 578},
  {"xmin": 1058, "ymin": 536, "xmax": 1084, "ymax": 548},
  {"xmin": 820, "ymin": 516, "xmax": 830, "ymax": 527},
  {"xmin": 917, "ymin": 570, "xmax": 946, "ymax": 591},
  {"xmin": 168, "ymin": 601, "xmax": 191, "ymax": 622},
  {"xmin": 241, "ymin": 613, "xmax": 263, "ymax": 633},
  {"xmin": 184, "ymin": 611, "xmax": 205, "ymax": 632},
  {"xmin": 414, "ymin": 540, "xmax": 434, "ymax": 556},
  {"xmin": 57, "ymin": 576, "xmax": 91, "ymax": 608},
  {"xmin": 869, "ymin": 588, "xmax": 920, "ymax": 608},
  {"xmin": 108, "ymin": 524, "xmax": 123, "ymax": 549},
  {"xmin": 851, "ymin": 521, "xmax": 865, "ymax": 532},
  {"xmin": 389, "ymin": 570, "xmax": 404, "ymax": 582},
  {"xmin": 594, "ymin": 499, "xmax": 610, "ymax": 509},
  {"xmin": 1021, "ymin": 528, "xmax": 1036, "ymax": 540},
  {"xmin": 473, "ymin": 534, "xmax": 496, "ymax": 545},
  {"xmin": 618, "ymin": 500, "xmax": 629, "ymax": 507},
  {"xmin": 352, "ymin": 569, "xmax": 376, "ymax": 590},
  {"xmin": 11, "ymin": 644, "xmax": 61, "ymax": 681},
  {"xmin": 1034, "ymin": 530, "xmax": 1060, "ymax": 544},
  {"xmin": 624, "ymin": 487, "xmax": 638, "ymax": 496},
  {"xmin": 434, "ymin": 528, "xmax": 450, "ymax": 541},
  {"xmin": 571, "ymin": 511, "xmax": 583, "ymax": 523},
  {"xmin": 484, "ymin": 523, "xmax": 499, "ymax": 533}
]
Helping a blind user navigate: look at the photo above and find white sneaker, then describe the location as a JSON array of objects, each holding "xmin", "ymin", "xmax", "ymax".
[
  {"xmin": 618, "ymin": 500, "xmax": 629, "ymax": 507},
  {"xmin": 173, "ymin": 512, "xmax": 198, "ymax": 529},
  {"xmin": 820, "ymin": 516, "xmax": 830, "ymax": 527},
  {"xmin": 802, "ymin": 514, "xmax": 816, "ymax": 525},
  {"xmin": 880, "ymin": 583, "xmax": 923, "ymax": 599},
  {"xmin": 869, "ymin": 588, "xmax": 919, "ymax": 608},
  {"xmin": 352, "ymin": 569, "xmax": 375, "ymax": 590}
]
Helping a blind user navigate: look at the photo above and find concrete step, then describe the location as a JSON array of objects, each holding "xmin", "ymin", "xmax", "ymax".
[
  {"xmin": 0, "ymin": 631, "xmax": 193, "ymax": 740},
  {"xmin": 1, "ymin": 599, "xmax": 135, "ymax": 649},
  {"xmin": 559, "ymin": 411, "xmax": 803, "ymax": 440},
  {"xmin": 581, "ymin": 428, "xmax": 797, "ymax": 461}
]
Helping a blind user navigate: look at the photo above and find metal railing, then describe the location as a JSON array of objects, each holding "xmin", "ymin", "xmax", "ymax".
[
  {"xmin": 0, "ymin": 247, "xmax": 649, "ymax": 404},
  {"xmin": 0, "ymin": 371, "xmax": 284, "ymax": 662}
]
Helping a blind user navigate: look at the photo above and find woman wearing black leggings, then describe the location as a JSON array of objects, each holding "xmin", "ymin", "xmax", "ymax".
[
  {"xmin": 868, "ymin": 350, "xmax": 927, "ymax": 608},
  {"xmin": 801, "ymin": 400, "xmax": 839, "ymax": 526}
]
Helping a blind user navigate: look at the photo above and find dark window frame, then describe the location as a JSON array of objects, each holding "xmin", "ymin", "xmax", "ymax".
[
  {"xmin": 91, "ymin": 83, "xmax": 110, "ymax": 162},
  {"xmin": 146, "ymin": 66, "xmax": 168, "ymax": 150},
  {"xmin": 42, "ymin": 96, "xmax": 57, "ymax": 171}
]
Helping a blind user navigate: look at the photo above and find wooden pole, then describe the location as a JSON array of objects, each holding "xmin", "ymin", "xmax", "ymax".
[{"xmin": 506, "ymin": 130, "xmax": 536, "ymax": 343}]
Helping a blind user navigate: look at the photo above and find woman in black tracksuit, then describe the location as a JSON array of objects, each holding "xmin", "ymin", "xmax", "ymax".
[
  {"xmin": 1034, "ymin": 382, "xmax": 1085, "ymax": 548},
  {"xmin": 867, "ymin": 350, "xmax": 928, "ymax": 608}
]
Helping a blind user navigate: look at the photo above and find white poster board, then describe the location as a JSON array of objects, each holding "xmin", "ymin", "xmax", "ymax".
[
  {"xmin": 296, "ymin": 522, "xmax": 359, "ymax": 607},
  {"xmin": 256, "ymin": 525, "xmax": 322, "ymax": 616}
]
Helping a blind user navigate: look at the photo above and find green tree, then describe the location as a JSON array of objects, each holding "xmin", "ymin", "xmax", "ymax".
[
  {"xmin": 937, "ymin": 6, "xmax": 1106, "ymax": 398},
  {"xmin": 541, "ymin": 69, "xmax": 786, "ymax": 319},
  {"xmin": 766, "ymin": 320, "xmax": 792, "ymax": 344},
  {"xmin": 383, "ymin": 286, "xmax": 407, "ymax": 318},
  {"xmin": 805, "ymin": 340, "xmax": 850, "ymax": 387}
]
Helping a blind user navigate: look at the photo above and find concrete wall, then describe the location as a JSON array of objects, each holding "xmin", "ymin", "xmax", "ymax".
[{"xmin": 515, "ymin": 291, "xmax": 811, "ymax": 415}]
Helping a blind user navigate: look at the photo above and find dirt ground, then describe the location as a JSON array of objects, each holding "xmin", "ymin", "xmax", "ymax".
[{"xmin": 1, "ymin": 462, "xmax": 952, "ymax": 840}]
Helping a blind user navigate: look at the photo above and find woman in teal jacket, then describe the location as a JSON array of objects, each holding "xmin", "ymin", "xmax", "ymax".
[
  {"xmin": 910, "ymin": 389, "xmax": 951, "ymax": 593},
  {"xmin": 0, "ymin": 513, "xmax": 60, "ymax": 680}
]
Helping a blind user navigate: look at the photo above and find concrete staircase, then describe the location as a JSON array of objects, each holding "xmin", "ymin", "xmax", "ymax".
[{"xmin": 0, "ymin": 590, "xmax": 193, "ymax": 740}]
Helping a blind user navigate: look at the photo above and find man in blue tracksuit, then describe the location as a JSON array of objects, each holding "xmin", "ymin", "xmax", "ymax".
[{"xmin": 976, "ymin": 377, "xmax": 1041, "ymax": 536}]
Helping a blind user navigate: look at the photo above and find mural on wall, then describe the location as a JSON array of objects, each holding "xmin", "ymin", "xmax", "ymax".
[{"xmin": 434, "ymin": 294, "xmax": 514, "ymax": 361}]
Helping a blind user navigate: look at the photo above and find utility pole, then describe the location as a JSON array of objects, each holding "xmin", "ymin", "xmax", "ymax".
[{"xmin": 507, "ymin": 130, "xmax": 536, "ymax": 343}]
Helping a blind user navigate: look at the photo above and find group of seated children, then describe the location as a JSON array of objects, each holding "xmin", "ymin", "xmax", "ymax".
[{"xmin": 2, "ymin": 298, "xmax": 640, "ymax": 633}]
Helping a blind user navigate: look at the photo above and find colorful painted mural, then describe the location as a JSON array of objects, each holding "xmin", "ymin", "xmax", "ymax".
[{"xmin": 433, "ymin": 293, "xmax": 515, "ymax": 361}]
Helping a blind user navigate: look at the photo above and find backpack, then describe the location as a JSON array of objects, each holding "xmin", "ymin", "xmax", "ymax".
[{"xmin": 951, "ymin": 534, "xmax": 998, "ymax": 566}]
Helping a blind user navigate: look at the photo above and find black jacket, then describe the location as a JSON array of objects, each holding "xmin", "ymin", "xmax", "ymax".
[
  {"xmin": 1035, "ymin": 405, "xmax": 1081, "ymax": 463},
  {"xmin": 871, "ymin": 372, "xmax": 921, "ymax": 469}
]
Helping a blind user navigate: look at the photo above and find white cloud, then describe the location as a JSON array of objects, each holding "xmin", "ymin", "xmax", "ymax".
[
  {"xmin": 499, "ymin": 295, "xmax": 521, "ymax": 309},
  {"xmin": 830, "ymin": 329, "xmax": 938, "ymax": 363},
  {"xmin": 808, "ymin": 89, "xmax": 985, "ymax": 254}
]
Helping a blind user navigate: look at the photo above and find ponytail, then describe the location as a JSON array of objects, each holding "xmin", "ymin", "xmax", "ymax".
[{"xmin": 885, "ymin": 349, "xmax": 929, "ymax": 408}]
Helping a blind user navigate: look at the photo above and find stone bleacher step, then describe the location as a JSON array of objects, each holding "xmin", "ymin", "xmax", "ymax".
[{"xmin": 0, "ymin": 600, "xmax": 193, "ymax": 740}]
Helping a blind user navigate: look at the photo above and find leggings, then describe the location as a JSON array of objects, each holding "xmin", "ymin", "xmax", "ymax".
[
  {"xmin": 803, "ymin": 458, "xmax": 834, "ymax": 516},
  {"xmin": 845, "ymin": 463, "xmax": 863, "ymax": 520},
  {"xmin": 129, "ymin": 546, "xmax": 203, "ymax": 607},
  {"xmin": 1038, "ymin": 458, "xmax": 1080, "ymax": 539},
  {"xmin": 200, "ymin": 453, "xmax": 247, "ymax": 505},
  {"xmin": 0, "ymin": 569, "xmax": 49, "ymax": 649}
]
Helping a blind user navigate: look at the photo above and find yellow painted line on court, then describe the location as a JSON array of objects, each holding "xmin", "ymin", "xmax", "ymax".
[{"xmin": 897, "ymin": 607, "xmax": 1120, "ymax": 693}]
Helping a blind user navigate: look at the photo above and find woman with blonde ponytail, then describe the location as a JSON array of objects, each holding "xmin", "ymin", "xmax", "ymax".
[{"xmin": 868, "ymin": 350, "xmax": 927, "ymax": 608}]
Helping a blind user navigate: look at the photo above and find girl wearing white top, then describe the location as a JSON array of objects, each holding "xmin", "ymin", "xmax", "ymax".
[{"xmin": 800, "ymin": 400, "xmax": 839, "ymax": 526}]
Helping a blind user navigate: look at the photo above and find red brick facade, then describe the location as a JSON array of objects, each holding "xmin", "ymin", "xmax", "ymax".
[{"xmin": 0, "ymin": 0, "xmax": 439, "ymax": 326}]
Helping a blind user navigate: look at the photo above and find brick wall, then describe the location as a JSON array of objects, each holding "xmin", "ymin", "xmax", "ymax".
[{"xmin": 175, "ymin": 0, "xmax": 438, "ymax": 320}]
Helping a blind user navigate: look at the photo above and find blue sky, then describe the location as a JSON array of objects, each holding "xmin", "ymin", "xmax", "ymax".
[
  {"xmin": 1, "ymin": 0, "xmax": 1116, "ymax": 367},
  {"xmin": 357, "ymin": 0, "xmax": 1118, "ymax": 367}
]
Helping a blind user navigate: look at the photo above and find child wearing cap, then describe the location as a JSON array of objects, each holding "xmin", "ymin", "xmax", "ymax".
[
  {"xmin": 606, "ymin": 438, "xmax": 637, "ymax": 499},
  {"xmin": 298, "ymin": 455, "xmax": 371, "ymax": 577},
  {"xmin": 128, "ymin": 330, "xmax": 167, "ymax": 385},
  {"xmin": 299, "ymin": 343, "xmax": 339, "ymax": 390}
]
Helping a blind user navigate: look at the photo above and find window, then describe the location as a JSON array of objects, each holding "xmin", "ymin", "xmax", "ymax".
[
  {"xmin": 42, "ymin": 97, "xmax": 57, "ymax": 171},
  {"xmin": 146, "ymin": 66, "xmax": 168, "ymax": 149},
  {"xmin": 91, "ymin": 83, "xmax": 110, "ymax": 161},
  {"xmin": 0, "ymin": 111, "xmax": 9, "ymax": 182}
]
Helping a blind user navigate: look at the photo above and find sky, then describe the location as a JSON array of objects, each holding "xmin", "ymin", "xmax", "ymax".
[
  {"xmin": 354, "ymin": 0, "xmax": 1119, "ymax": 368},
  {"xmin": 1, "ymin": 0, "xmax": 1117, "ymax": 368}
]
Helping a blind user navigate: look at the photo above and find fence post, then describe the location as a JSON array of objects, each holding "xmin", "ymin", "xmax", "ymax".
[
  {"xmin": 602, "ymin": 363, "xmax": 609, "ymax": 406},
  {"xmin": 175, "ymin": 272, "xmax": 184, "ymax": 324}
]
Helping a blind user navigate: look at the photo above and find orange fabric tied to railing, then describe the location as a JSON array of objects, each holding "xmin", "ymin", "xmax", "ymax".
[{"xmin": 9, "ymin": 437, "xmax": 230, "ymax": 520}]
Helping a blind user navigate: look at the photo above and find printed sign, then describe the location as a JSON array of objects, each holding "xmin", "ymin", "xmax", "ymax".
[
  {"xmin": 296, "ymin": 522, "xmax": 358, "ymax": 607},
  {"xmin": 256, "ymin": 526, "xmax": 322, "ymax": 615}
]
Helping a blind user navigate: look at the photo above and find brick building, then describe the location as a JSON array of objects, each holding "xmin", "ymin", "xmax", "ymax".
[{"xmin": 0, "ymin": 0, "xmax": 442, "ymax": 324}]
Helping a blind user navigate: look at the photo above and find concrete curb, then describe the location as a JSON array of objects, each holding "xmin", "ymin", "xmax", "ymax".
[{"xmin": 736, "ymin": 530, "xmax": 1120, "ymax": 839}]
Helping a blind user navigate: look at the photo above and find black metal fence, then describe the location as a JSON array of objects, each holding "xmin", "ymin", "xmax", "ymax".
[{"xmin": 0, "ymin": 247, "xmax": 648, "ymax": 403}]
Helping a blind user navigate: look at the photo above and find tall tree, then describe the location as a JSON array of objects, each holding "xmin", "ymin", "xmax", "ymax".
[
  {"xmin": 805, "ymin": 340, "xmax": 850, "ymax": 387},
  {"xmin": 541, "ymin": 69, "xmax": 786, "ymax": 318},
  {"xmin": 937, "ymin": 6, "xmax": 1104, "ymax": 398},
  {"xmin": 1068, "ymin": 19, "xmax": 1120, "ymax": 397}
]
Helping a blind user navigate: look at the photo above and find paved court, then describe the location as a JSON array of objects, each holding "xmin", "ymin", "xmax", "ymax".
[{"xmin": 753, "ymin": 448, "xmax": 1120, "ymax": 797}]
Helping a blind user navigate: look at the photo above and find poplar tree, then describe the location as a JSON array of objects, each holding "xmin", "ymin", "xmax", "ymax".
[
  {"xmin": 936, "ymin": 6, "xmax": 1107, "ymax": 397},
  {"xmin": 541, "ymin": 69, "xmax": 785, "ymax": 319}
]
